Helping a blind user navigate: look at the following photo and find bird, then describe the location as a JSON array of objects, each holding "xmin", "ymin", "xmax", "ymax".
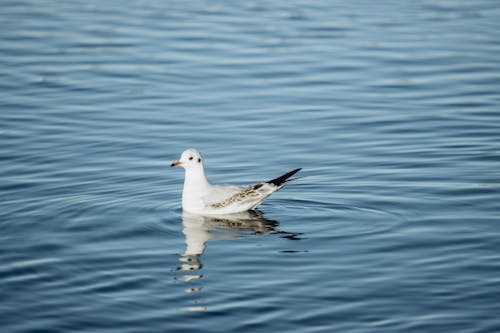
[{"xmin": 171, "ymin": 148, "xmax": 301, "ymax": 215}]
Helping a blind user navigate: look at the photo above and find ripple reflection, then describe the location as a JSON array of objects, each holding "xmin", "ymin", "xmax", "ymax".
[{"xmin": 176, "ymin": 210, "xmax": 281, "ymax": 312}]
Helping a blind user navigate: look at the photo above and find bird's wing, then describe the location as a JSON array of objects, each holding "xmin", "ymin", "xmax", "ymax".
[
  {"xmin": 202, "ymin": 184, "xmax": 242, "ymax": 203},
  {"xmin": 205, "ymin": 182, "xmax": 276, "ymax": 211},
  {"xmin": 202, "ymin": 168, "xmax": 302, "ymax": 214}
]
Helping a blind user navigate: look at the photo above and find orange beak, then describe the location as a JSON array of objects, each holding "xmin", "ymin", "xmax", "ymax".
[{"xmin": 170, "ymin": 161, "xmax": 182, "ymax": 167}]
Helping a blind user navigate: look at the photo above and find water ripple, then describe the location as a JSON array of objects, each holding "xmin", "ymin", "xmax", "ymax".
[{"xmin": 2, "ymin": 1, "xmax": 500, "ymax": 332}]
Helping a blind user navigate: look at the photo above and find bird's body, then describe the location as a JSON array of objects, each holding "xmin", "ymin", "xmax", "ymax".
[{"xmin": 171, "ymin": 149, "xmax": 301, "ymax": 215}]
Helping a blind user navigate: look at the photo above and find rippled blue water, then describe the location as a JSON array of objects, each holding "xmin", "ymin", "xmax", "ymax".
[{"xmin": 2, "ymin": 1, "xmax": 500, "ymax": 332}]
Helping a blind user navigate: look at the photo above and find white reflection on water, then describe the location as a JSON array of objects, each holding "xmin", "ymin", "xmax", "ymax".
[
  {"xmin": 176, "ymin": 210, "xmax": 281, "ymax": 312},
  {"xmin": 181, "ymin": 210, "xmax": 280, "ymax": 256}
]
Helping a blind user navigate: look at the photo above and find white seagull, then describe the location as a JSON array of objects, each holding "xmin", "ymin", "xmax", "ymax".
[{"xmin": 171, "ymin": 149, "xmax": 301, "ymax": 215}]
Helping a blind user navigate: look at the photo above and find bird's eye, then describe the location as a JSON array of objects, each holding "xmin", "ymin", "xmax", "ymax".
[
  {"xmin": 198, "ymin": 158, "xmax": 201, "ymax": 163},
  {"xmin": 189, "ymin": 156, "xmax": 193, "ymax": 161}
]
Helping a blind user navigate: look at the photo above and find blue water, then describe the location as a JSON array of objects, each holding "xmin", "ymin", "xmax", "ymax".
[{"xmin": 1, "ymin": 1, "xmax": 500, "ymax": 332}]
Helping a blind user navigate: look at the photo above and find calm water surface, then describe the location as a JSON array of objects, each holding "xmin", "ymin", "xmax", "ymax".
[{"xmin": 1, "ymin": 1, "xmax": 500, "ymax": 332}]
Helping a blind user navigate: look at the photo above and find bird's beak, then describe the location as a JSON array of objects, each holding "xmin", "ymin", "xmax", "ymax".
[{"xmin": 170, "ymin": 161, "xmax": 182, "ymax": 167}]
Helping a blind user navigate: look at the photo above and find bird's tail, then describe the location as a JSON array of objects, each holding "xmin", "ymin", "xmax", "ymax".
[{"xmin": 267, "ymin": 168, "xmax": 302, "ymax": 187}]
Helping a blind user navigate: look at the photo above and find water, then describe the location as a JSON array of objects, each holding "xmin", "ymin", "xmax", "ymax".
[{"xmin": 1, "ymin": 1, "xmax": 500, "ymax": 332}]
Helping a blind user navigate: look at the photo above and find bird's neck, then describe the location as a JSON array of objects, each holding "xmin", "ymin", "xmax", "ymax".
[
  {"xmin": 182, "ymin": 167, "xmax": 211, "ymax": 213},
  {"xmin": 183, "ymin": 167, "xmax": 210, "ymax": 193}
]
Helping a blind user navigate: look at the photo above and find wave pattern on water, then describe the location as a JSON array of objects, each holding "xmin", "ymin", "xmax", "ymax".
[{"xmin": 1, "ymin": 1, "xmax": 500, "ymax": 332}]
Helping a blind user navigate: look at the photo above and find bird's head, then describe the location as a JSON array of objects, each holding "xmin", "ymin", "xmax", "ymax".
[{"xmin": 171, "ymin": 148, "xmax": 204, "ymax": 170}]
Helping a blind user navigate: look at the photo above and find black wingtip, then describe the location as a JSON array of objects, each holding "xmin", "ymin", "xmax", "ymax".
[{"xmin": 267, "ymin": 168, "xmax": 302, "ymax": 187}]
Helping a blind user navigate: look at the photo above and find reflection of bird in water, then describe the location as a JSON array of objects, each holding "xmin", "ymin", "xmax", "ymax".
[
  {"xmin": 181, "ymin": 209, "xmax": 279, "ymax": 257},
  {"xmin": 176, "ymin": 210, "xmax": 288, "ymax": 312}
]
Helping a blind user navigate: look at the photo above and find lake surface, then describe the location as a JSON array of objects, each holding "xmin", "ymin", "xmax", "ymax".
[{"xmin": 1, "ymin": 1, "xmax": 500, "ymax": 332}]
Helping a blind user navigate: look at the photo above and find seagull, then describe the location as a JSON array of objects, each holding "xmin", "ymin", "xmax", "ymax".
[{"xmin": 171, "ymin": 148, "xmax": 301, "ymax": 215}]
